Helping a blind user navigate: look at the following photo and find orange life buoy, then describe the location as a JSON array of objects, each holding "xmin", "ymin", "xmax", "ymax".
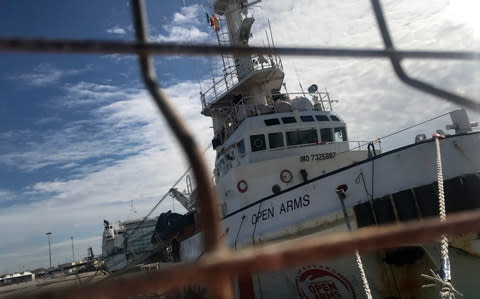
[
  {"xmin": 280, "ymin": 169, "xmax": 293, "ymax": 183},
  {"xmin": 237, "ymin": 180, "xmax": 248, "ymax": 193}
]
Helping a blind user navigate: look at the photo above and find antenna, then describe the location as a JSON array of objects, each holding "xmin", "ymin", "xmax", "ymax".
[
  {"xmin": 325, "ymin": 88, "xmax": 333, "ymax": 111},
  {"xmin": 282, "ymin": 82, "xmax": 289, "ymax": 95},
  {"xmin": 265, "ymin": 29, "xmax": 271, "ymax": 49},
  {"xmin": 299, "ymin": 82, "xmax": 306, "ymax": 97},
  {"xmin": 130, "ymin": 200, "xmax": 137, "ymax": 215},
  {"xmin": 293, "ymin": 66, "xmax": 306, "ymax": 97},
  {"xmin": 267, "ymin": 19, "xmax": 281, "ymax": 67}
]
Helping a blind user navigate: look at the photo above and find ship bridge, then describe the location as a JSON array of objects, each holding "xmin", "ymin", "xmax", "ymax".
[
  {"xmin": 201, "ymin": 63, "xmax": 284, "ymax": 116},
  {"xmin": 200, "ymin": 0, "xmax": 286, "ymax": 139}
]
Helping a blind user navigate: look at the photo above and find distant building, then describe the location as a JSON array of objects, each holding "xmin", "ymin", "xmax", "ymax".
[{"xmin": 0, "ymin": 272, "xmax": 35, "ymax": 286}]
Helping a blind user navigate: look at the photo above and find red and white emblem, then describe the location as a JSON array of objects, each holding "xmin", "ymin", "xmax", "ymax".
[{"xmin": 295, "ymin": 265, "xmax": 356, "ymax": 299}]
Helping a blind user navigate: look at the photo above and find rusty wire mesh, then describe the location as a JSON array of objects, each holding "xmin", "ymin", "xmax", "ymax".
[{"xmin": 2, "ymin": 0, "xmax": 480, "ymax": 298}]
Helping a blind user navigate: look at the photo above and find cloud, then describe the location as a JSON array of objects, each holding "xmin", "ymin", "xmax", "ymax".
[
  {"xmin": 106, "ymin": 26, "xmax": 127, "ymax": 35},
  {"xmin": 0, "ymin": 76, "xmax": 214, "ymax": 272},
  {"xmin": 0, "ymin": 190, "xmax": 14, "ymax": 202},
  {"xmin": 172, "ymin": 4, "xmax": 202, "ymax": 25},
  {"xmin": 152, "ymin": 3, "xmax": 210, "ymax": 43},
  {"xmin": 61, "ymin": 81, "xmax": 140, "ymax": 106},
  {"xmin": 247, "ymin": 0, "xmax": 479, "ymax": 148},
  {"xmin": 0, "ymin": 83, "xmax": 150, "ymax": 172},
  {"xmin": 11, "ymin": 63, "xmax": 91, "ymax": 87},
  {"xmin": 154, "ymin": 26, "xmax": 209, "ymax": 43},
  {"xmin": 101, "ymin": 53, "xmax": 136, "ymax": 63}
]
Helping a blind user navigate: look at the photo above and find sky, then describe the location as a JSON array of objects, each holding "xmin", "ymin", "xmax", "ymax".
[{"xmin": 0, "ymin": 0, "xmax": 479, "ymax": 273}]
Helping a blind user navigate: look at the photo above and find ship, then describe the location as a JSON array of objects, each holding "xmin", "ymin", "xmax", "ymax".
[
  {"xmin": 147, "ymin": 1, "xmax": 480, "ymax": 298},
  {"xmin": 102, "ymin": 220, "xmax": 127, "ymax": 272},
  {"xmin": 101, "ymin": 217, "xmax": 158, "ymax": 272}
]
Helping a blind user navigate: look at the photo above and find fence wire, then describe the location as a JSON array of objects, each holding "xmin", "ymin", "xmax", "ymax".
[{"xmin": 2, "ymin": 0, "xmax": 480, "ymax": 298}]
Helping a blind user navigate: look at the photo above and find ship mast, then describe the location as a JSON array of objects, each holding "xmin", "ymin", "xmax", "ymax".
[
  {"xmin": 203, "ymin": 0, "xmax": 284, "ymax": 148},
  {"xmin": 215, "ymin": 0, "xmax": 254, "ymax": 80}
]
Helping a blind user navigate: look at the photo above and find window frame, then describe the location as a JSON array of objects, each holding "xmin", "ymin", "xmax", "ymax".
[
  {"xmin": 315, "ymin": 115, "xmax": 330, "ymax": 122},
  {"xmin": 300, "ymin": 115, "xmax": 315, "ymax": 122},
  {"xmin": 264, "ymin": 118, "xmax": 280, "ymax": 126},
  {"xmin": 268, "ymin": 132, "xmax": 285, "ymax": 149},
  {"xmin": 250, "ymin": 134, "xmax": 267, "ymax": 152},
  {"xmin": 334, "ymin": 127, "xmax": 348, "ymax": 142},
  {"xmin": 330, "ymin": 115, "xmax": 341, "ymax": 121},
  {"xmin": 281, "ymin": 116, "xmax": 297, "ymax": 124},
  {"xmin": 236, "ymin": 139, "xmax": 246, "ymax": 156},
  {"xmin": 320, "ymin": 128, "xmax": 333, "ymax": 143},
  {"xmin": 285, "ymin": 129, "xmax": 318, "ymax": 147}
]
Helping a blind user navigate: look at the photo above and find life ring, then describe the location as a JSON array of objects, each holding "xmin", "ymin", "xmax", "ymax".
[
  {"xmin": 280, "ymin": 169, "xmax": 293, "ymax": 183},
  {"xmin": 237, "ymin": 180, "xmax": 248, "ymax": 193}
]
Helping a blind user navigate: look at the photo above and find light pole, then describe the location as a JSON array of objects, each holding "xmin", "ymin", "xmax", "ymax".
[
  {"xmin": 71, "ymin": 236, "xmax": 75, "ymax": 262},
  {"xmin": 46, "ymin": 232, "xmax": 52, "ymax": 269}
]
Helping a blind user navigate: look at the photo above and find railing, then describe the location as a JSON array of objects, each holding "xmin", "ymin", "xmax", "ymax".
[
  {"xmin": 348, "ymin": 140, "xmax": 382, "ymax": 152},
  {"xmin": 201, "ymin": 13, "xmax": 285, "ymax": 107},
  {"xmin": 1, "ymin": 0, "xmax": 480, "ymax": 298},
  {"xmin": 201, "ymin": 56, "xmax": 283, "ymax": 106},
  {"xmin": 202, "ymin": 64, "xmax": 239, "ymax": 106},
  {"xmin": 212, "ymin": 91, "xmax": 335, "ymax": 146}
]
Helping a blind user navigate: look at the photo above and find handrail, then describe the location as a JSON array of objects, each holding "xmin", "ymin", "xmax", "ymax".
[
  {"xmin": 202, "ymin": 58, "xmax": 282, "ymax": 105},
  {"xmin": 211, "ymin": 91, "xmax": 336, "ymax": 147}
]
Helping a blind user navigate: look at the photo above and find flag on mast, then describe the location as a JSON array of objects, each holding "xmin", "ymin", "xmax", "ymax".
[
  {"xmin": 207, "ymin": 13, "xmax": 221, "ymax": 31},
  {"xmin": 213, "ymin": 14, "xmax": 220, "ymax": 31}
]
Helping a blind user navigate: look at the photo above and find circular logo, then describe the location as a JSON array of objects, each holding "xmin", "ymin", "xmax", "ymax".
[{"xmin": 295, "ymin": 265, "xmax": 356, "ymax": 299}]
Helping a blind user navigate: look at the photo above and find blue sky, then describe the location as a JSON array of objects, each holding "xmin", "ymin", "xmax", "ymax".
[
  {"xmin": 0, "ymin": 0, "xmax": 479, "ymax": 273},
  {"xmin": 0, "ymin": 0, "xmax": 218, "ymax": 272}
]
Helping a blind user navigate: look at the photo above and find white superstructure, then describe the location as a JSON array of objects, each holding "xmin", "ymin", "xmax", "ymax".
[{"xmin": 101, "ymin": 220, "xmax": 126, "ymax": 272}]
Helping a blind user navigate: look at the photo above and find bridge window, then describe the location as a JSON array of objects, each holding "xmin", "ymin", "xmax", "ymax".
[
  {"xmin": 218, "ymin": 159, "xmax": 225, "ymax": 176},
  {"xmin": 330, "ymin": 115, "xmax": 340, "ymax": 121},
  {"xmin": 300, "ymin": 115, "xmax": 314, "ymax": 122},
  {"xmin": 286, "ymin": 129, "xmax": 318, "ymax": 146},
  {"xmin": 264, "ymin": 118, "xmax": 280, "ymax": 126},
  {"xmin": 320, "ymin": 128, "xmax": 333, "ymax": 142},
  {"xmin": 281, "ymin": 117, "xmax": 297, "ymax": 124},
  {"xmin": 268, "ymin": 132, "xmax": 284, "ymax": 149},
  {"xmin": 315, "ymin": 115, "xmax": 329, "ymax": 121},
  {"xmin": 227, "ymin": 149, "xmax": 235, "ymax": 161},
  {"xmin": 237, "ymin": 139, "xmax": 245, "ymax": 156},
  {"xmin": 250, "ymin": 134, "xmax": 266, "ymax": 152},
  {"xmin": 334, "ymin": 127, "xmax": 347, "ymax": 142}
]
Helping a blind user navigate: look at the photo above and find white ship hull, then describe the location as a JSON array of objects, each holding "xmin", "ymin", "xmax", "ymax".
[{"xmin": 180, "ymin": 132, "xmax": 480, "ymax": 298}]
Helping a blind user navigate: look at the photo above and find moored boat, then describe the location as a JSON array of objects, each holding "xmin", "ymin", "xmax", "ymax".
[{"xmin": 152, "ymin": 1, "xmax": 480, "ymax": 297}]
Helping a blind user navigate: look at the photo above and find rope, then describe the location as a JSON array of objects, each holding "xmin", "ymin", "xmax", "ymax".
[
  {"xmin": 334, "ymin": 111, "xmax": 450, "ymax": 161},
  {"xmin": 234, "ymin": 215, "xmax": 246, "ymax": 249},
  {"xmin": 354, "ymin": 251, "xmax": 372, "ymax": 299},
  {"xmin": 380, "ymin": 112, "xmax": 450, "ymax": 141},
  {"xmin": 336, "ymin": 188, "xmax": 372, "ymax": 299},
  {"xmin": 435, "ymin": 136, "xmax": 450, "ymax": 283},
  {"xmin": 422, "ymin": 134, "xmax": 462, "ymax": 298},
  {"xmin": 124, "ymin": 144, "xmax": 211, "ymax": 243}
]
